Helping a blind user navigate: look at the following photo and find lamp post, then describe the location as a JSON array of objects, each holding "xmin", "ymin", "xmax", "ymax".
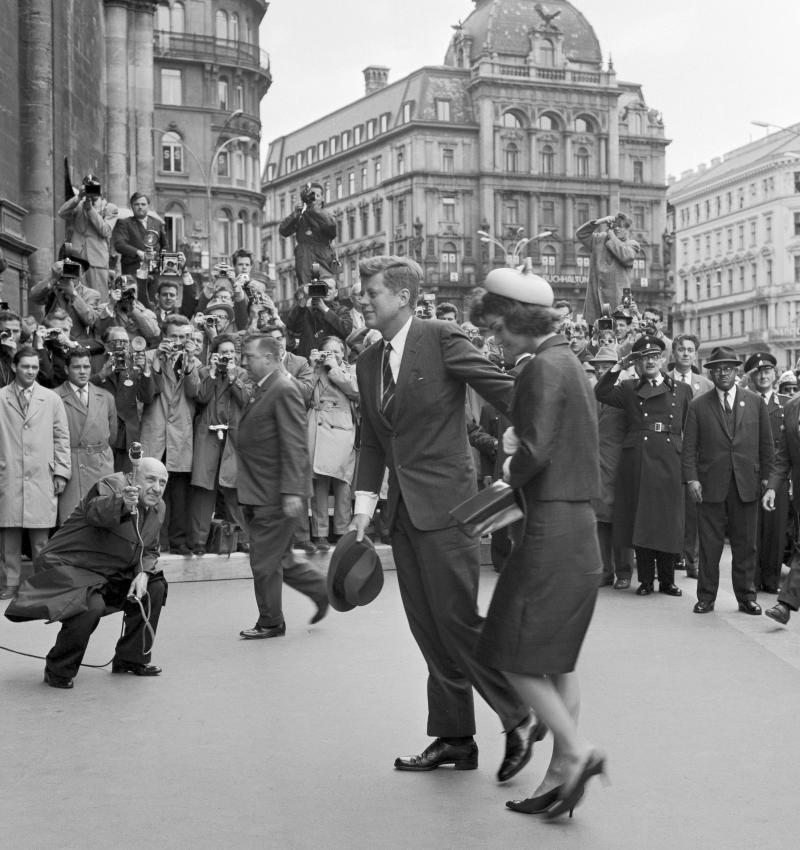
[
  {"xmin": 476, "ymin": 227, "xmax": 556, "ymax": 267},
  {"xmin": 751, "ymin": 120, "xmax": 800, "ymax": 138}
]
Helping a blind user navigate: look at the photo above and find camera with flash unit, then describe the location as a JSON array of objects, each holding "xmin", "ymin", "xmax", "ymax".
[
  {"xmin": 307, "ymin": 262, "xmax": 329, "ymax": 299},
  {"xmin": 159, "ymin": 252, "xmax": 181, "ymax": 276}
]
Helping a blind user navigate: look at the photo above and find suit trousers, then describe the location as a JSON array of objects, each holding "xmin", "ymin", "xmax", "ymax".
[
  {"xmin": 391, "ymin": 500, "xmax": 528, "ymax": 737},
  {"xmin": 697, "ymin": 479, "xmax": 758, "ymax": 604},
  {"xmin": 241, "ymin": 504, "xmax": 326, "ymax": 628},
  {"xmin": 682, "ymin": 487, "xmax": 699, "ymax": 567},
  {"xmin": 0, "ymin": 528, "xmax": 49, "ymax": 590},
  {"xmin": 597, "ymin": 522, "xmax": 633, "ymax": 581},
  {"xmin": 311, "ymin": 476, "xmax": 352, "ymax": 537},
  {"xmin": 756, "ymin": 480, "xmax": 789, "ymax": 591},
  {"xmin": 778, "ymin": 535, "xmax": 800, "ymax": 611},
  {"xmin": 45, "ymin": 576, "xmax": 167, "ymax": 680},
  {"xmin": 160, "ymin": 471, "xmax": 191, "ymax": 549},
  {"xmin": 190, "ymin": 485, "xmax": 248, "ymax": 547},
  {"xmin": 634, "ymin": 546, "xmax": 675, "ymax": 586}
]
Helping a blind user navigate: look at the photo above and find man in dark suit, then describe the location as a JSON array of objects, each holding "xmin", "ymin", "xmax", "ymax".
[
  {"xmin": 350, "ymin": 256, "xmax": 535, "ymax": 783},
  {"xmin": 112, "ymin": 192, "xmax": 166, "ymax": 277},
  {"xmin": 682, "ymin": 346, "xmax": 775, "ymax": 615},
  {"xmin": 236, "ymin": 334, "xmax": 328, "ymax": 638}
]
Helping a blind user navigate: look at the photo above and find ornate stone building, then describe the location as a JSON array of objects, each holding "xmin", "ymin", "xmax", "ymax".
[
  {"xmin": 262, "ymin": 0, "xmax": 670, "ymax": 317},
  {"xmin": 668, "ymin": 124, "xmax": 800, "ymax": 369}
]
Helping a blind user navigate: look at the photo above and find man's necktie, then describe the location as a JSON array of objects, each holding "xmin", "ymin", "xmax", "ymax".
[
  {"xmin": 19, "ymin": 388, "xmax": 30, "ymax": 414},
  {"xmin": 651, "ymin": 379, "xmax": 657, "ymax": 388},
  {"xmin": 80, "ymin": 387, "xmax": 88, "ymax": 407},
  {"xmin": 723, "ymin": 393, "xmax": 734, "ymax": 433},
  {"xmin": 381, "ymin": 341, "xmax": 396, "ymax": 420}
]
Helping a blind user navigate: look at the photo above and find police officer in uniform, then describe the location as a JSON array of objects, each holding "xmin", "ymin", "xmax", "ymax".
[
  {"xmin": 746, "ymin": 353, "xmax": 789, "ymax": 593},
  {"xmin": 595, "ymin": 335, "xmax": 693, "ymax": 596}
]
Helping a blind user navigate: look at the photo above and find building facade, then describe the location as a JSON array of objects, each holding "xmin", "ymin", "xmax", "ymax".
[
  {"xmin": 262, "ymin": 0, "xmax": 670, "ymax": 317},
  {"xmin": 668, "ymin": 124, "xmax": 800, "ymax": 369},
  {"xmin": 152, "ymin": 0, "xmax": 271, "ymax": 271}
]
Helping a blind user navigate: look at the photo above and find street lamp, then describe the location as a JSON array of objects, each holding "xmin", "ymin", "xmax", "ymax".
[
  {"xmin": 477, "ymin": 227, "xmax": 556, "ymax": 267},
  {"xmin": 751, "ymin": 120, "xmax": 800, "ymax": 138}
]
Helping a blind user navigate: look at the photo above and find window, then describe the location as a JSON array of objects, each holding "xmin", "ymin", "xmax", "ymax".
[
  {"xmin": 236, "ymin": 211, "xmax": 247, "ymax": 249},
  {"xmin": 795, "ymin": 256, "xmax": 800, "ymax": 284},
  {"xmin": 738, "ymin": 223, "xmax": 745, "ymax": 249},
  {"xmin": 396, "ymin": 148, "xmax": 405, "ymax": 174},
  {"xmin": 715, "ymin": 230, "xmax": 722, "ymax": 253},
  {"xmin": 767, "ymin": 259, "xmax": 773, "ymax": 285},
  {"xmin": 738, "ymin": 188, "xmax": 744, "ymax": 209},
  {"xmin": 317, "ymin": 141, "xmax": 327, "ymax": 160},
  {"xmin": 218, "ymin": 78, "xmax": 229, "ymax": 110},
  {"xmin": 296, "ymin": 151, "xmax": 304, "ymax": 169},
  {"xmin": 348, "ymin": 172, "xmax": 355, "ymax": 196},
  {"xmin": 705, "ymin": 234, "xmax": 711, "ymax": 256},
  {"xmin": 164, "ymin": 208, "xmax": 184, "ymax": 251},
  {"xmin": 171, "ymin": 1, "xmax": 185, "ymax": 31},
  {"xmin": 577, "ymin": 253, "xmax": 590, "ymax": 274},
  {"xmin": 750, "ymin": 220, "xmax": 757, "ymax": 244},
  {"xmin": 442, "ymin": 147, "xmax": 454, "ymax": 173},
  {"xmin": 704, "ymin": 200, "xmax": 710, "ymax": 220},
  {"xmin": 266, "ymin": 163, "xmax": 275, "ymax": 182},
  {"xmin": 441, "ymin": 242, "xmax": 458, "ymax": 276},
  {"xmin": 217, "ymin": 151, "xmax": 231, "ymax": 177},
  {"xmin": 374, "ymin": 158, "xmax": 382, "ymax": 184},
  {"xmin": 366, "ymin": 120, "xmax": 376, "ymax": 140},
  {"xmin": 347, "ymin": 210, "xmax": 356, "ymax": 241},
  {"xmin": 795, "ymin": 213, "xmax": 800, "ymax": 236},
  {"xmin": 360, "ymin": 206, "xmax": 369, "ymax": 236},
  {"xmin": 634, "ymin": 258, "xmax": 646, "ymax": 281},
  {"xmin": 726, "ymin": 228, "xmax": 733, "ymax": 250},
  {"xmin": 397, "ymin": 197, "xmax": 406, "ymax": 225},
  {"xmin": 354, "ymin": 126, "xmax": 362, "ymax": 145},
  {"xmin": 765, "ymin": 215, "xmax": 772, "ymax": 242},
  {"xmin": 541, "ymin": 38, "xmax": 555, "ymax": 67},
  {"xmin": 633, "ymin": 205, "xmax": 645, "ymax": 231},
  {"xmin": 216, "ymin": 209, "xmax": 232, "ymax": 258},
  {"xmin": 632, "ymin": 160, "xmax": 643, "ymax": 184},
  {"xmin": 160, "ymin": 69, "xmax": 182, "ymax": 105},
  {"xmin": 215, "ymin": 10, "xmax": 228, "ymax": 41},
  {"xmin": 341, "ymin": 131, "xmax": 351, "ymax": 150},
  {"xmin": 540, "ymin": 144, "xmax": 555, "ymax": 175},
  {"xmin": 379, "ymin": 113, "xmax": 390, "ymax": 133},
  {"xmin": 538, "ymin": 114, "xmax": 555, "ymax": 131},
  {"xmin": 502, "ymin": 112, "xmax": 522, "ymax": 129},
  {"xmin": 233, "ymin": 150, "xmax": 245, "ymax": 182},
  {"xmin": 435, "ymin": 99, "xmax": 451, "ymax": 122},
  {"xmin": 630, "ymin": 112, "xmax": 644, "ymax": 135},
  {"xmin": 505, "ymin": 142, "xmax": 520, "ymax": 173},
  {"xmin": 161, "ymin": 131, "xmax": 183, "ymax": 172},
  {"xmin": 234, "ymin": 85, "xmax": 244, "ymax": 111},
  {"xmin": 575, "ymin": 147, "xmax": 589, "ymax": 178},
  {"xmin": 156, "ymin": 4, "xmax": 169, "ymax": 31},
  {"xmin": 442, "ymin": 198, "xmax": 456, "ymax": 223},
  {"xmin": 401, "ymin": 101, "xmax": 414, "ymax": 123},
  {"xmin": 715, "ymin": 196, "xmax": 721, "ymax": 216},
  {"xmin": 335, "ymin": 177, "xmax": 342, "ymax": 199},
  {"xmin": 329, "ymin": 136, "xmax": 338, "ymax": 156},
  {"xmin": 541, "ymin": 200, "xmax": 555, "ymax": 227},
  {"xmin": 541, "ymin": 247, "xmax": 556, "ymax": 274},
  {"xmin": 503, "ymin": 198, "xmax": 519, "ymax": 225},
  {"xmin": 576, "ymin": 202, "xmax": 590, "ymax": 224},
  {"xmin": 230, "ymin": 12, "xmax": 239, "ymax": 41},
  {"xmin": 323, "ymin": 181, "xmax": 330, "ymax": 203},
  {"xmin": 575, "ymin": 117, "xmax": 591, "ymax": 133}
]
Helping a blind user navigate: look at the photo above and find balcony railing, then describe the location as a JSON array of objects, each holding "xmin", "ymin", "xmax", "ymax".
[
  {"xmin": 154, "ymin": 30, "xmax": 271, "ymax": 78},
  {"xmin": 475, "ymin": 62, "xmax": 603, "ymax": 85}
]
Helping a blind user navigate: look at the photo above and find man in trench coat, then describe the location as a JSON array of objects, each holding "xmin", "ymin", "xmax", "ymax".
[{"xmin": 595, "ymin": 335, "xmax": 693, "ymax": 595}]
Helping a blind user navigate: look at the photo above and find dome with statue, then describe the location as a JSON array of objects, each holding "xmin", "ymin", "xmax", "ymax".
[{"xmin": 444, "ymin": 0, "xmax": 603, "ymax": 68}]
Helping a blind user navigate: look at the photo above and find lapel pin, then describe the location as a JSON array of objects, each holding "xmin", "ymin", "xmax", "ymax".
[{"xmin": 739, "ymin": 401, "xmax": 745, "ymax": 407}]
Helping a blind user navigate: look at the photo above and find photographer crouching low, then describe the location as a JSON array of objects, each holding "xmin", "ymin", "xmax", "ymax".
[{"xmin": 5, "ymin": 457, "xmax": 170, "ymax": 689}]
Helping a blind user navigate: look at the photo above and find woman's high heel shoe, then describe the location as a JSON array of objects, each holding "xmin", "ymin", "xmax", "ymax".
[
  {"xmin": 506, "ymin": 786, "xmax": 560, "ymax": 814},
  {"xmin": 545, "ymin": 750, "xmax": 607, "ymax": 820}
]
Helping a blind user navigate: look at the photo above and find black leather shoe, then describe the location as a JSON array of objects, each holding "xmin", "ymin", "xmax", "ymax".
[
  {"xmin": 765, "ymin": 603, "xmax": 790, "ymax": 625},
  {"xmin": 636, "ymin": 583, "xmax": 654, "ymax": 596},
  {"xmin": 293, "ymin": 540, "xmax": 318, "ymax": 555},
  {"xmin": 239, "ymin": 622, "xmax": 286, "ymax": 639},
  {"xmin": 613, "ymin": 577, "xmax": 631, "ymax": 590},
  {"xmin": 686, "ymin": 567, "xmax": 698, "ymax": 579},
  {"xmin": 111, "ymin": 660, "xmax": 162, "ymax": 676},
  {"xmin": 311, "ymin": 536, "xmax": 331, "ymax": 552},
  {"xmin": 693, "ymin": 601, "xmax": 714, "ymax": 614},
  {"xmin": 497, "ymin": 714, "xmax": 545, "ymax": 782},
  {"xmin": 237, "ymin": 541, "xmax": 250, "ymax": 554},
  {"xmin": 394, "ymin": 738, "xmax": 478, "ymax": 771},
  {"xmin": 738, "ymin": 600, "xmax": 762, "ymax": 616},
  {"xmin": 659, "ymin": 583, "xmax": 682, "ymax": 597},
  {"xmin": 43, "ymin": 670, "xmax": 73, "ymax": 689},
  {"xmin": 310, "ymin": 596, "xmax": 329, "ymax": 625}
]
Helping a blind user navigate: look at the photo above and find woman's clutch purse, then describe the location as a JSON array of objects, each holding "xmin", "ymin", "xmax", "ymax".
[{"xmin": 450, "ymin": 480, "xmax": 524, "ymax": 537}]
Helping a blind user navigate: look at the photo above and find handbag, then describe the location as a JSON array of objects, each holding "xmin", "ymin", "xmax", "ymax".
[
  {"xmin": 449, "ymin": 480, "xmax": 524, "ymax": 537},
  {"xmin": 206, "ymin": 519, "xmax": 239, "ymax": 558}
]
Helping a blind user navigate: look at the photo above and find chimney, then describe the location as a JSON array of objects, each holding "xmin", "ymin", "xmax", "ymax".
[{"xmin": 363, "ymin": 66, "xmax": 390, "ymax": 95}]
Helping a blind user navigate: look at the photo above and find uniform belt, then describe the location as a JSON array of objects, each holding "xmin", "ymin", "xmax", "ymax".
[
  {"xmin": 72, "ymin": 442, "xmax": 108, "ymax": 453},
  {"xmin": 635, "ymin": 422, "xmax": 681, "ymax": 435}
]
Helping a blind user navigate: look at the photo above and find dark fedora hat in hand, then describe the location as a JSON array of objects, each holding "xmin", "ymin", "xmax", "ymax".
[
  {"xmin": 703, "ymin": 346, "xmax": 743, "ymax": 369},
  {"xmin": 327, "ymin": 530, "xmax": 384, "ymax": 612}
]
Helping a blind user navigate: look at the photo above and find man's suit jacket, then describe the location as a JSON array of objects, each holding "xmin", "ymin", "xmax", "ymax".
[
  {"xmin": 236, "ymin": 368, "xmax": 309, "ymax": 509},
  {"xmin": 668, "ymin": 368, "xmax": 713, "ymax": 398},
  {"xmin": 770, "ymin": 394, "xmax": 800, "ymax": 512},
  {"xmin": 682, "ymin": 386, "xmax": 774, "ymax": 503},
  {"xmin": 355, "ymin": 318, "xmax": 514, "ymax": 531},
  {"xmin": 112, "ymin": 215, "xmax": 166, "ymax": 275}
]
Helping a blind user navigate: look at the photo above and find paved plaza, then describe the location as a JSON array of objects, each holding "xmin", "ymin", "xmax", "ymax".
[{"xmin": 2, "ymin": 549, "xmax": 800, "ymax": 850}]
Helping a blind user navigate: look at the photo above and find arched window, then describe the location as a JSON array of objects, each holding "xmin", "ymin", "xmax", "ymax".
[
  {"xmin": 541, "ymin": 246, "xmax": 557, "ymax": 275},
  {"xmin": 171, "ymin": 2, "xmax": 185, "ymax": 32},
  {"xmin": 234, "ymin": 84, "xmax": 244, "ymax": 111},
  {"xmin": 215, "ymin": 10, "xmax": 228, "ymax": 41},
  {"xmin": 164, "ymin": 203, "xmax": 185, "ymax": 251},
  {"xmin": 574, "ymin": 116, "xmax": 592, "ymax": 133},
  {"xmin": 230, "ymin": 12, "xmax": 239, "ymax": 41},
  {"xmin": 161, "ymin": 131, "xmax": 183, "ymax": 173},
  {"xmin": 156, "ymin": 5, "xmax": 170, "ymax": 31},
  {"xmin": 538, "ymin": 114, "xmax": 556, "ymax": 131},
  {"xmin": 504, "ymin": 142, "xmax": 520, "ymax": 173},
  {"xmin": 575, "ymin": 146, "xmax": 590, "ymax": 178},
  {"xmin": 441, "ymin": 241, "xmax": 458, "ymax": 276},
  {"xmin": 217, "ymin": 151, "xmax": 229, "ymax": 178},
  {"xmin": 502, "ymin": 111, "xmax": 522, "ymax": 129},
  {"xmin": 541, "ymin": 39, "xmax": 555, "ymax": 66},
  {"xmin": 630, "ymin": 111, "xmax": 644, "ymax": 135},
  {"xmin": 236, "ymin": 211, "xmax": 248, "ymax": 249},
  {"xmin": 234, "ymin": 150, "xmax": 245, "ymax": 181},
  {"xmin": 218, "ymin": 77, "xmax": 229, "ymax": 110},
  {"xmin": 216, "ymin": 209, "xmax": 232, "ymax": 259},
  {"xmin": 540, "ymin": 144, "xmax": 555, "ymax": 176}
]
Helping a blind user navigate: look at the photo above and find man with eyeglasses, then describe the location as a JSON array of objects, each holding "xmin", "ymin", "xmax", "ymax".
[
  {"xmin": 682, "ymin": 347, "xmax": 775, "ymax": 615},
  {"xmin": 595, "ymin": 334, "xmax": 693, "ymax": 596}
]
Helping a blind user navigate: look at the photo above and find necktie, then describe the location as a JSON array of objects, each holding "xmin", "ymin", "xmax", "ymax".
[
  {"xmin": 723, "ymin": 393, "xmax": 734, "ymax": 433},
  {"xmin": 81, "ymin": 387, "xmax": 89, "ymax": 407},
  {"xmin": 381, "ymin": 341, "xmax": 396, "ymax": 420},
  {"xmin": 651, "ymin": 379, "xmax": 657, "ymax": 388},
  {"xmin": 19, "ymin": 387, "xmax": 30, "ymax": 414}
]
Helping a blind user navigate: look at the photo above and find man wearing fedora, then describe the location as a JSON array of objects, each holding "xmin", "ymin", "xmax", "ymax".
[
  {"xmin": 682, "ymin": 347, "xmax": 775, "ymax": 614},
  {"xmin": 595, "ymin": 335, "xmax": 693, "ymax": 596},
  {"xmin": 350, "ymin": 256, "xmax": 537, "ymax": 783},
  {"xmin": 745, "ymin": 352, "xmax": 790, "ymax": 594}
]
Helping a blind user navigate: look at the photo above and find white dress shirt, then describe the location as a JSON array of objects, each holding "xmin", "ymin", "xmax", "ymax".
[{"xmin": 716, "ymin": 387, "xmax": 736, "ymax": 411}]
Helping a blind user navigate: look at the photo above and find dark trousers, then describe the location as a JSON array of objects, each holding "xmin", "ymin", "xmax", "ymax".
[
  {"xmin": 697, "ymin": 481, "xmax": 758, "ymax": 604},
  {"xmin": 45, "ymin": 576, "xmax": 167, "ymax": 680},
  {"xmin": 634, "ymin": 546, "xmax": 675, "ymax": 586},
  {"xmin": 241, "ymin": 504, "xmax": 326, "ymax": 628},
  {"xmin": 391, "ymin": 500, "xmax": 528, "ymax": 738},
  {"xmin": 597, "ymin": 521, "xmax": 633, "ymax": 581},
  {"xmin": 160, "ymin": 471, "xmax": 191, "ymax": 548},
  {"xmin": 757, "ymin": 481, "xmax": 789, "ymax": 591},
  {"xmin": 682, "ymin": 487, "xmax": 699, "ymax": 567},
  {"xmin": 778, "ymin": 535, "xmax": 800, "ymax": 611},
  {"xmin": 190, "ymin": 485, "xmax": 248, "ymax": 547}
]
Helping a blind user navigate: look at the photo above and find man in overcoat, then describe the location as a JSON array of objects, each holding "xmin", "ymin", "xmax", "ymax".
[
  {"xmin": 350, "ymin": 256, "xmax": 536, "ymax": 783},
  {"xmin": 56, "ymin": 348, "xmax": 118, "ymax": 523},
  {"xmin": 0, "ymin": 347, "xmax": 71, "ymax": 598},
  {"xmin": 682, "ymin": 347, "xmax": 775, "ymax": 615},
  {"xmin": 595, "ymin": 335, "xmax": 693, "ymax": 596}
]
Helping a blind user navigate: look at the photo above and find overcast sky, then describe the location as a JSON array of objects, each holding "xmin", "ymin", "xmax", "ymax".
[{"xmin": 259, "ymin": 0, "xmax": 799, "ymax": 179}]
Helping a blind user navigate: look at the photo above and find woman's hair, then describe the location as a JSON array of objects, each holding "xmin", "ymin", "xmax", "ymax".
[{"xmin": 470, "ymin": 292, "xmax": 560, "ymax": 337}]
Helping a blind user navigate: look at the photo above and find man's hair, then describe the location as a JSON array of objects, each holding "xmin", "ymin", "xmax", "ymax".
[
  {"xmin": 13, "ymin": 345, "xmax": 38, "ymax": 365},
  {"xmin": 358, "ymin": 256, "xmax": 422, "ymax": 304},
  {"xmin": 102, "ymin": 325, "xmax": 129, "ymax": 343},
  {"xmin": 614, "ymin": 212, "xmax": 632, "ymax": 228},
  {"xmin": 164, "ymin": 314, "xmax": 191, "ymax": 331},
  {"xmin": 644, "ymin": 306, "xmax": 663, "ymax": 321},
  {"xmin": 210, "ymin": 333, "xmax": 237, "ymax": 354},
  {"xmin": 672, "ymin": 333, "xmax": 700, "ymax": 352},
  {"xmin": 0, "ymin": 309, "xmax": 21, "ymax": 324},
  {"xmin": 130, "ymin": 191, "xmax": 150, "ymax": 205},
  {"xmin": 244, "ymin": 333, "xmax": 281, "ymax": 360},
  {"xmin": 64, "ymin": 346, "xmax": 92, "ymax": 366},
  {"xmin": 436, "ymin": 302, "xmax": 459, "ymax": 320},
  {"xmin": 231, "ymin": 248, "xmax": 253, "ymax": 265},
  {"xmin": 44, "ymin": 307, "xmax": 72, "ymax": 327},
  {"xmin": 320, "ymin": 335, "xmax": 345, "ymax": 353}
]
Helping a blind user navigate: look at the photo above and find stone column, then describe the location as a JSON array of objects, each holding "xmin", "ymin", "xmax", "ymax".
[
  {"xmin": 478, "ymin": 97, "xmax": 494, "ymax": 172},
  {"xmin": 564, "ymin": 195, "xmax": 575, "ymax": 264},
  {"xmin": 19, "ymin": 0, "xmax": 54, "ymax": 280},
  {"xmin": 608, "ymin": 97, "xmax": 621, "ymax": 211},
  {"xmin": 104, "ymin": 0, "xmax": 130, "ymax": 205},
  {"xmin": 132, "ymin": 1, "xmax": 157, "ymax": 199}
]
